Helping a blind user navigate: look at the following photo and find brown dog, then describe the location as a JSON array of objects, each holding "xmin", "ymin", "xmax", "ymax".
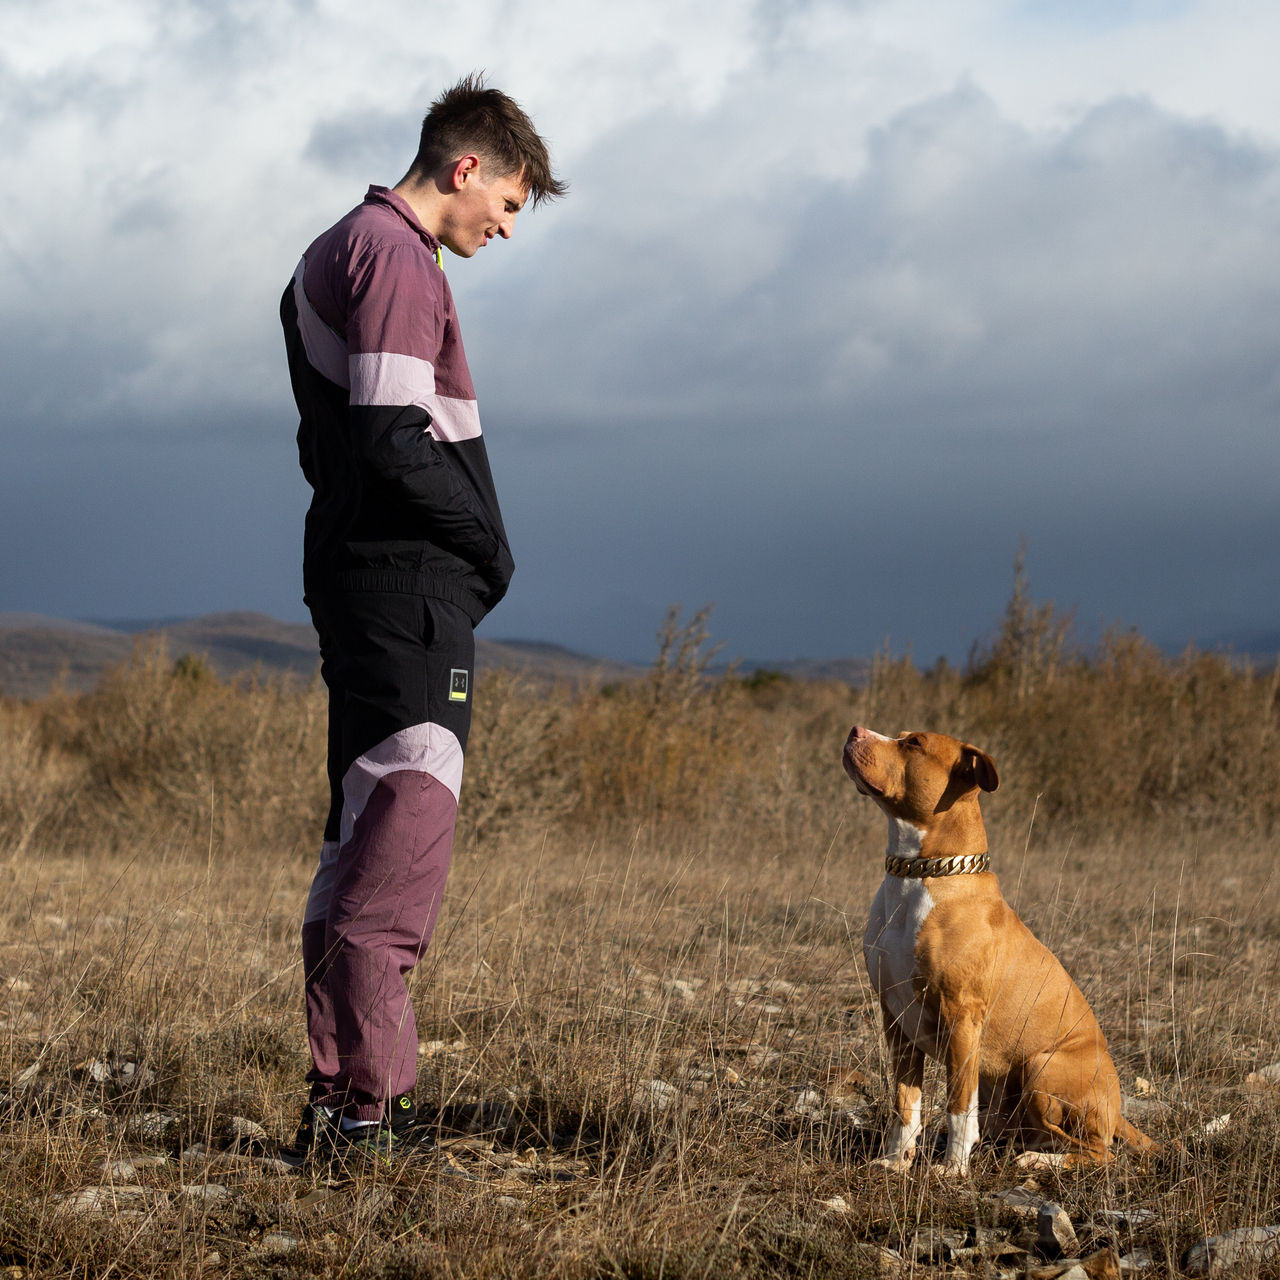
[{"xmin": 842, "ymin": 725, "xmax": 1156, "ymax": 1173}]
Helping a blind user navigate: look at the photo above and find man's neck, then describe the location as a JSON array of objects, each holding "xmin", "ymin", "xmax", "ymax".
[{"xmin": 392, "ymin": 176, "xmax": 443, "ymax": 240}]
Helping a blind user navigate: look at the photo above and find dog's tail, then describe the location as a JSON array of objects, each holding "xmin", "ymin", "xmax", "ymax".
[{"xmin": 1116, "ymin": 1115, "xmax": 1161, "ymax": 1155}]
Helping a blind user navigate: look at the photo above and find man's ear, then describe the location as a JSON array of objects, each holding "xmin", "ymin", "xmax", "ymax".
[{"xmin": 959, "ymin": 743, "xmax": 999, "ymax": 792}]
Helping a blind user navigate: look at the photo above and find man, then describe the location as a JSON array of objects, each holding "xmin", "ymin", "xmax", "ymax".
[{"xmin": 279, "ymin": 75, "xmax": 564, "ymax": 1164}]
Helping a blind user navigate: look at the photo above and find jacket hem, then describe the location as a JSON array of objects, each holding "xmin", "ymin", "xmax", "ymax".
[{"xmin": 304, "ymin": 570, "xmax": 488, "ymax": 625}]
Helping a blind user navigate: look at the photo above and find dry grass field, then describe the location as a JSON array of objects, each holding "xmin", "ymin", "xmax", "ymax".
[{"xmin": 2, "ymin": 582, "xmax": 1279, "ymax": 1279}]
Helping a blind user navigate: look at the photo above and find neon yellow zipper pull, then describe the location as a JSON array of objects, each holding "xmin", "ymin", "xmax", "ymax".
[{"xmin": 433, "ymin": 245, "xmax": 443, "ymax": 270}]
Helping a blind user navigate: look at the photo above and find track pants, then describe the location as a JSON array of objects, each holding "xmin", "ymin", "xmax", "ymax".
[{"xmin": 302, "ymin": 591, "xmax": 473, "ymax": 1121}]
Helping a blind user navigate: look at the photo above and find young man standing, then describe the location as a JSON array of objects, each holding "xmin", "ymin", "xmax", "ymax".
[{"xmin": 279, "ymin": 76, "xmax": 564, "ymax": 1163}]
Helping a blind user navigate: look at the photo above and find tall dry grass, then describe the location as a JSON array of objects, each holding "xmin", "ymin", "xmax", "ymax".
[{"xmin": 1, "ymin": 578, "xmax": 1279, "ymax": 1277}]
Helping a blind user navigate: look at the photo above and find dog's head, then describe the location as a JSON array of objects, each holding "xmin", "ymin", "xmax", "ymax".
[{"xmin": 842, "ymin": 725, "xmax": 998, "ymax": 829}]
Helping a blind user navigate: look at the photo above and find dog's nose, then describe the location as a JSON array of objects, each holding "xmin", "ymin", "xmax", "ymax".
[{"xmin": 851, "ymin": 725, "xmax": 872, "ymax": 742}]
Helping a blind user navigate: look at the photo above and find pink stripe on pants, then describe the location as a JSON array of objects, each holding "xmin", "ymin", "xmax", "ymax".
[{"xmin": 303, "ymin": 768, "xmax": 455, "ymax": 1120}]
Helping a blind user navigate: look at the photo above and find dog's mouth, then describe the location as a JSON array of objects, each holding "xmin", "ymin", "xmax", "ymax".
[{"xmin": 842, "ymin": 745, "xmax": 884, "ymax": 795}]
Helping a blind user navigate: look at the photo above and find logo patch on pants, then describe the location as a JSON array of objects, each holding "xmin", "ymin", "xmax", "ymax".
[{"xmin": 449, "ymin": 669, "xmax": 469, "ymax": 702}]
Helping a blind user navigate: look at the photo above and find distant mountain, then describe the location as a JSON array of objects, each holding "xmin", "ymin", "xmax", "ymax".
[{"xmin": 0, "ymin": 611, "xmax": 644, "ymax": 699}]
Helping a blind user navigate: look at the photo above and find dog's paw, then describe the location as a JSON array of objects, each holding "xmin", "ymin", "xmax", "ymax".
[
  {"xmin": 929, "ymin": 1161, "xmax": 969, "ymax": 1180},
  {"xmin": 1016, "ymin": 1150, "xmax": 1067, "ymax": 1170},
  {"xmin": 870, "ymin": 1154, "xmax": 915, "ymax": 1173}
]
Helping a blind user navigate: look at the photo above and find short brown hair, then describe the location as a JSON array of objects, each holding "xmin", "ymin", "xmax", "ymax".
[{"xmin": 408, "ymin": 74, "xmax": 567, "ymax": 208}]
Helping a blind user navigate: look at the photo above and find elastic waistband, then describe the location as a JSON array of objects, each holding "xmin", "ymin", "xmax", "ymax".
[{"xmin": 304, "ymin": 570, "xmax": 486, "ymax": 624}]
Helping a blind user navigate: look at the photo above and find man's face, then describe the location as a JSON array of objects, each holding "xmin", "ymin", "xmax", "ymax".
[{"xmin": 438, "ymin": 157, "xmax": 527, "ymax": 258}]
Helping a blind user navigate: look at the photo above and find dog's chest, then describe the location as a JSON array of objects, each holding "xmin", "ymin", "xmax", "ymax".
[{"xmin": 864, "ymin": 876, "xmax": 940, "ymax": 1052}]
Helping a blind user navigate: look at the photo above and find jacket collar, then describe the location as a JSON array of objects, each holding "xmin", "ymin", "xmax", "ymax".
[{"xmin": 364, "ymin": 185, "xmax": 441, "ymax": 252}]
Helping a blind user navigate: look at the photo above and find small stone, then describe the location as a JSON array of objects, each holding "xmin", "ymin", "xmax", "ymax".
[
  {"xmin": 260, "ymin": 1231, "xmax": 299, "ymax": 1254},
  {"xmin": 1119, "ymin": 1095, "xmax": 1170, "ymax": 1119},
  {"xmin": 5, "ymin": 978, "xmax": 32, "ymax": 993},
  {"xmin": 57, "ymin": 1185, "xmax": 151, "ymax": 1215},
  {"xmin": 296, "ymin": 1187, "xmax": 339, "ymax": 1208},
  {"xmin": 724, "ymin": 1068, "xmax": 740, "ymax": 1086},
  {"xmin": 495, "ymin": 1195, "xmax": 522, "ymax": 1210},
  {"xmin": 101, "ymin": 1159, "xmax": 137, "ymax": 1182},
  {"xmin": 182, "ymin": 1182, "xmax": 231, "ymax": 1204},
  {"xmin": 202, "ymin": 1253, "xmax": 222, "ymax": 1268},
  {"xmin": 1132, "ymin": 1078, "xmax": 1154, "ymax": 1096},
  {"xmin": 1094, "ymin": 1208, "xmax": 1158, "ymax": 1232},
  {"xmin": 662, "ymin": 978, "xmax": 698, "ymax": 1001},
  {"xmin": 1252, "ymin": 1062, "xmax": 1280, "ymax": 1085},
  {"xmin": 131, "ymin": 1153, "xmax": 169, "ymax": 1170},
  {"xmin": 1118, "ymin": 1249, "xmax": 1153, "ymax": 1271},
  {"xmin": 253, "ymin": 1156, "xmax": 296, "ymax": 1175},
  {"xmin": 673, "ymin": 1064, "xmax": 713, "ymax": 1082},
  {"xmin": 1038, "ymin": 1202, "xmax": 1079, "ymax": 1256},
  {"xmin": 182, "ymin": 1144, "xmax": 210, "ymax": 1164},
  {"xmin": 127, "ymin": 1111, "xmax": 177, "ymax": 1142},
  {"xmin": 819, "ymin": 1195, "xmax": 850, "ymax": 1213},
  {"xmin": 118, "ymin": 1062, "xmax": 155, "ymax": 1088},
  {"xmin": 14, "ymin": 1062, "xmax": 40, "ymax": 1090},
  {"xmin": 1185, "ymin": 1226, "xmax": 1280, "ymax": 1276},
  {"xmin": 761, "ymin": 1003, "xmax": 784, "ymax": 1014},
  {"xmin": 228, "ymin": 1115, "xmax": 268, "ymax": 1141},
  {"xmin": 638, "ymin": 1079, "xmax": 679, "ymax": 1111},
  {"xmin": 1201, "ymin": 1113, "xmax": 1230, "ymax": 1135},
  {"xmin": 849, "ymin": 1243, "xmax": 904, "ymax": 1272},
  {"xmin": 911, "ymin": 1227, "xmax": 967, "ymax": 1261},
  {"xmin": 791, "ymin": 1089, "xmax": 823, "ymax": 1112},
  {"xmin": 991, "ymin": 1183, "xmax": 1047, "ymax": 1216}
]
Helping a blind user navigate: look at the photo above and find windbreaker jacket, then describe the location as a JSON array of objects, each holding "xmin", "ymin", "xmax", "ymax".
[{"xmin": 281, "ymin": 186, "xmax": 514, "ymax": 624}]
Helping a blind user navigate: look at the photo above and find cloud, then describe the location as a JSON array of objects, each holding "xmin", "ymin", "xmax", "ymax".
[{"xmin": 0, "ymin": 0, "xmax": 1278, "ymax": 657}]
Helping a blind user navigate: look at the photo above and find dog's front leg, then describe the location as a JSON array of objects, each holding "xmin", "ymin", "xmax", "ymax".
[
  {"xmin": 873, "ymin": 1019, "xmax": 926, "ymax": 1171},
  {"xmin": 937, "ymin": 1007, "xmax": 983, "ymax": 1176}
]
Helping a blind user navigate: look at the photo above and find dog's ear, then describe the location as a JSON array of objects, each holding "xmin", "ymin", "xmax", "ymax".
[{"xmin": 959, "ymin": 743, "xmax": 999, "ymax": 792}]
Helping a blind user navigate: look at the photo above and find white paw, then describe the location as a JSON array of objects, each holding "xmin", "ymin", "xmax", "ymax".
[
  {"xmin": 930, "ymin": 1161, "xmax": 969, "ymax": 1180},
  {"xmin": 1016, "ymin": 1151, "xmax": 1067, "ymax": 1170},
  {"xmin": 870, "ymin": 1154, "xmax": 915, "ymax": 1173}
]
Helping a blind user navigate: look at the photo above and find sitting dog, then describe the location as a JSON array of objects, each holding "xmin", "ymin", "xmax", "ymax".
[{"xmin": 842, "ymin": 725, "xmax": 1156, "ymax": 1173}]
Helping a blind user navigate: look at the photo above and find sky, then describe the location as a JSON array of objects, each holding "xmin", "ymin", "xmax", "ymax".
[{"xmin": 1, "ymin": 0, "xmax": 1278, "ymax": 663}]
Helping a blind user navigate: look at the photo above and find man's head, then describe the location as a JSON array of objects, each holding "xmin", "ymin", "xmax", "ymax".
[{"xmin": 395, "ymin": 74, "xmax": 566, "ymax": 258}]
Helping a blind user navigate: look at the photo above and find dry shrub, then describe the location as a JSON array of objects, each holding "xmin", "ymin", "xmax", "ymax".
[{"xmin": 3, "ymin": 575, "xmax": 1279, "ymax": 864}]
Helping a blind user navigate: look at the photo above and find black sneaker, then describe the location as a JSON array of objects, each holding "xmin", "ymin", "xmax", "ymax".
[
  {"xmin": 278, "ymin": 1101, "xmax": 338, "ymax": 1169},
  {"xmin": 331, "ymin": 1120, "xmax": 400, "ymax": 1166},
  {"xmin": 389, "ymin": 1093, "xmax": 431, "ymax": 1144},
  {"xmin": 329, "ymin": 1095, "xmax": 430, "ymax": 1169}
]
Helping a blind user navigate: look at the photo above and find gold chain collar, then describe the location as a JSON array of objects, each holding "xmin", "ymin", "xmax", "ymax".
[{"xmin": 885, "ymin": 852, "xmax": 990, "ymax": 879}]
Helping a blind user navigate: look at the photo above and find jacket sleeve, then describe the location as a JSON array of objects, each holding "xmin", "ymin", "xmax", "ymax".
[
  {"xmin": 348, "ymin": 404, "xmax": 500, "ymax": 566},
  {"xmin": 343, "ymin": 243, "xmax": 500, "ymax": 566}
]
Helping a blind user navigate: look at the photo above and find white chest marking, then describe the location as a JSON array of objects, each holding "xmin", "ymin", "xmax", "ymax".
[
  {"xmin": 864, "ymin": 872, "xmax": 939, "ymax": 1053},
  {"xmin": 885, "ymin": 816, "xmax": 925, "ymax": 856}
]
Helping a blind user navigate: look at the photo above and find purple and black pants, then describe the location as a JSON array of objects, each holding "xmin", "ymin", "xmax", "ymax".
[{"xmin": 302, "ymin": 591, "xmax": 472, "ymax": 1122}]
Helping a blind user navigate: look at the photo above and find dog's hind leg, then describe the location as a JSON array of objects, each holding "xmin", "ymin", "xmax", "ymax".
[
  {"xmin": 873, "ymin": 1018, "xmax": 926, "ymax": 1171},
  {"xmin": 1016, "ymin": 1051, "xmax": 1114, "ymax": 1168}
]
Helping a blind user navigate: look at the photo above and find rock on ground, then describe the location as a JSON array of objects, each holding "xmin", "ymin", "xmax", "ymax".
[{"xmin": 1185, "ymin": 1227, "xmax": 1280, "ymax": 1276}]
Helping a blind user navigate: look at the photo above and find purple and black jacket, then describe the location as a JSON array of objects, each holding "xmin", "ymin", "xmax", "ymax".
[{"xmin": 281, "ymin": 185, "xmax": 513, "ymax": 623}]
